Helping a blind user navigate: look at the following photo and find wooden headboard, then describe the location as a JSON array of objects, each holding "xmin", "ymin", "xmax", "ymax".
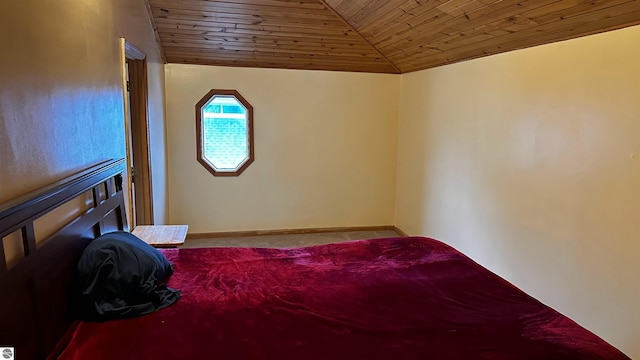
[{"xmin": 0, "ymin": 159, "xmax": 127, "ymax": 360}]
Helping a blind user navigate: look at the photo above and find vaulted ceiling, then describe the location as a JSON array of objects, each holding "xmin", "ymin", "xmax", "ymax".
[{"xmin": 146, "ymin": 0, "xmax": 640, "ymax": 74}]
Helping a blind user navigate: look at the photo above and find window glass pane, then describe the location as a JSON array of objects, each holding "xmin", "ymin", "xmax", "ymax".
[{"xmin": 201, "ymin": 96, "xmax": 249, "ymax": 171}]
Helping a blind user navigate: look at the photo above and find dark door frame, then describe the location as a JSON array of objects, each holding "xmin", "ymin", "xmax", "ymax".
[{"xmin": 122, "ymin": 39, "xmax": 154, "ymax": 226}]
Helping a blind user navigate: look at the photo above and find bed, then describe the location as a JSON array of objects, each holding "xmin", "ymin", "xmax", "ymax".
[{"xmin": 0, "ymin": 159, "xmax": 630, "ymax": 359}]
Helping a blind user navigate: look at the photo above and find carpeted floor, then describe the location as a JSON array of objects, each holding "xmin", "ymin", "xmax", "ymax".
[{"xmin": 181, "ymin": 229, "xmax": 402, "ymax": 249}]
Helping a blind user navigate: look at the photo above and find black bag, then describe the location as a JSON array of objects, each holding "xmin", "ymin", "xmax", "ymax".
[{"xmin": 77, "ymin": 231, "xmax": 180, "ymax": 321}]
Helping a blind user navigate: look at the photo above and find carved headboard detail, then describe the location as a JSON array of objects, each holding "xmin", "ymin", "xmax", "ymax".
[{"xmin": 0, "ymin": 159, "xmax": 127, "ymax": 360}]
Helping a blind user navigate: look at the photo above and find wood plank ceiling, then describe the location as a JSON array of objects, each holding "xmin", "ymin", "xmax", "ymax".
[{"xmin": 147, "ymin": 0, "xmax": 640, "ymax": 73}]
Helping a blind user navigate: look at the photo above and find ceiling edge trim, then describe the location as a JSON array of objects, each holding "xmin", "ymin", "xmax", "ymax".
[{"xmin": 144, "ymin": 0, "xmax": 167, "ymax": 64}]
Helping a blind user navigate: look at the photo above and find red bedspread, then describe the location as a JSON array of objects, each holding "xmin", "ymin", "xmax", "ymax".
[{"xmin": 57, "ymin": 237, "xmax": 628, "ymax": 359}]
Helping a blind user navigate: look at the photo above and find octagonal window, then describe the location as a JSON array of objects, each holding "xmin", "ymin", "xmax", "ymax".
[{"xmin": 196, "ymin": 89, "xmax": 254, "ymax": 176}]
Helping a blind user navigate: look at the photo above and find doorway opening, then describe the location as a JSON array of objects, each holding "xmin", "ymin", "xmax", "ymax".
[{"xmin": 122, "ymin": 39, "xmax": 154, "ymax": 228}]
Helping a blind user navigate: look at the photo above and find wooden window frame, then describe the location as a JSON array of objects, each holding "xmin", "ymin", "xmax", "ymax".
[{"xmin": 195, "ymin": 89, "xmax": 254, "ymax": 177}]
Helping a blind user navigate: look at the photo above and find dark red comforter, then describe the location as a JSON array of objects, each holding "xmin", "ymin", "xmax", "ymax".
[{"xmin": 57, "ymin": 237, "xmax": 628, "ymax": 359}]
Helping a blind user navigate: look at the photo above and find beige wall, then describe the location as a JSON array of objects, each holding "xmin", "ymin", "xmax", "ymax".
[
  {"xmin": 0, "ymin": 0, "xmax": 168, "ymax": 223},
  {"xmin": 396, "ymin": 25, "xmax": 640, "ymax": 357},
  {"xmin": 165, "ymin": 65, "xmax": 399, "ymax": 233}
]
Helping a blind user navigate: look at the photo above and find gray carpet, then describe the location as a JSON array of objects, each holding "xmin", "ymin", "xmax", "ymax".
[{"xmin": 182, "ymin": 229, "xmax": 402, "ymax": 249}]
